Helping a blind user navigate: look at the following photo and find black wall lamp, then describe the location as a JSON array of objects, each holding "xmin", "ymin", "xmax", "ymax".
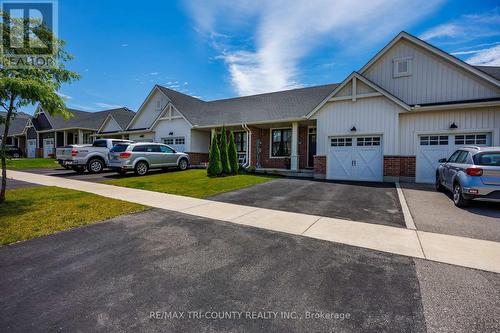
[
  {"xmin": 350, "ymin": 126, "xmax": 357, "ymax": 132},
  {"xmin": 169, "ymin": 131, "xmax": 174, "ymax": 135},
  {"xmin": 449, "ymin": 122, "xmax": 458, "ymax": 129}
]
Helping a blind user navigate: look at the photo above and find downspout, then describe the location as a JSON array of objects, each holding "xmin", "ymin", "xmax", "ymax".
[{"xmin": 242, "ymin": 124, "xmax": 251, "ymax": 168}]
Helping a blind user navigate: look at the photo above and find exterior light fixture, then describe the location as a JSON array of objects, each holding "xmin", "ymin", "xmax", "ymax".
[
  {"xmin": 350, "ymin": 126, "xmax": 357, "ymax": 132},
  {"xmin": 169, "ymin": 131, "xmax": 174, "ymax": 135},
  {"xmin": 449, "ymin": 122, "xmax": 458, "ymax": 129}
]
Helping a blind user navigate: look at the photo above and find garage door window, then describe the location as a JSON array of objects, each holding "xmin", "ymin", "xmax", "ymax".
[
  {"xmin": 175, "ymin": 137, "xmax": 185, "ymax": 145},
  {"xmin": 163, "ymin": 138, "xmax": 174, "ymax": 145},
  {"xmin": 357, "ymin": 137, "xmax": 380, "ymax": 146},
  {"xmin": 331, "ymin": 137, "xmax": 352, "ymax": 147},
  {"xmin": 420, "ymin": 135, "xmax": 448, "ymax": 146},
  {"xmin": 454, "ymin": 134, "xmax": 486, "ymax": 145}
]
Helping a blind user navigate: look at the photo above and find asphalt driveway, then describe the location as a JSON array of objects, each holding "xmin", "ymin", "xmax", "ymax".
[
  {"xmin": 209, "ymin": 178, "xmax": 405, "ymax": 227},
  {"xmin": 1, "ymin": 209, "xmax": 498, "ymax": 332},
  {"xmin": 402, "ymin": 183, "xmax": 500, "ymax": 242}
]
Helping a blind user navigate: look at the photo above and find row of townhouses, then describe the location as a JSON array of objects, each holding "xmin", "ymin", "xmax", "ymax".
[{"xmin": 1, "ymin": 32, "xmax": 500, "ymax": 184}]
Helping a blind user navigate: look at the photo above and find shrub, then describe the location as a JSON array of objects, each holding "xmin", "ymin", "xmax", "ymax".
[
  {"xmin": 207, "ymin": 135, "xmax": 222, "ymax": 176},
  {"xmin": 228, "ymin": 131, "xmax": 239, "ymax": 174},
  {"xmin": 219, "ymin": 126, "xmax": 231, "ymax": 175}
]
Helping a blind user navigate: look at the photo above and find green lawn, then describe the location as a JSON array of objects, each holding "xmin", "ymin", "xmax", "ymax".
[
  {"xmin": 0, "ymin": 186, "xmax": 146, "ymax": 245},
  {"xmin": 103, "ymin": 169, "xmax": 276, "ymax": 198},
  {"xmin": 6, "ymin": 158, "xmax": 59, "ymax": 170}
]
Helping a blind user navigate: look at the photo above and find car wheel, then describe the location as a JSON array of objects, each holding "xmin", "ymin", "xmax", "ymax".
[
  {"xmin": 72, "ymin": 166, "xmax": 85, "ymax": 174},
  {"xmin": 134, "ymin": 161, "xmax": 149, "ymax": 176},
  {"xmin": 87, "ymin": 158, "xmax": 104, "ymax": 174},
  {"xmin": 178, "ymin": 158, "xmax": 188, "ymax": 171},
  {"xmin": 435, "ymin": 173, "xmax": 444, "ymax": 192},
  {"xmin": 453, "ymin": 183, "xmax": 470, "ymax": 207}
]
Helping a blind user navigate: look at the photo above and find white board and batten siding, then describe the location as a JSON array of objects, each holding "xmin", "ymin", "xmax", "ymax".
[
  {"xmin": 313, "ymin": 96, "xmax": 404, "ymax": 156},
  {"xmin": 153, "ymin": 117, "xmax": 191, "ymax": 152},
  {"xmin": 128, "ymin": 90, "xmax": 168, "ymax": 130},
  {"xmin": 101, "ymin": 116, "xmax": 122, "ymax": 133},
  {"xmin": 363, "ymin": 39, "xmax": 500, "ymax": 105}
]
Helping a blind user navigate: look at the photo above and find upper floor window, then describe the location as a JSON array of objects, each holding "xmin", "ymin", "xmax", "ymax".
[{"xmin": 393, "ymin": 56, "xmax": 412, "ymax": 78}]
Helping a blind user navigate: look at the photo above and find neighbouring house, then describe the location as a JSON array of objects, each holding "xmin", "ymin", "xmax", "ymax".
[
  {"xmin": 2, "ymin": 107, "xmax": 135, "ymax": 158},
  {"xmin": 0, "ymin": 112, "xmax": 34, "ymax": 156}
]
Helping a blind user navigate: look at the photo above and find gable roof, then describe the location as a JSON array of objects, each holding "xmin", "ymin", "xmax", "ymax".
[
  {"xmin": 359, "ymin": 31, "xmax": 500, "ymax": 88},
  {"xmin": 157, "ymin": 83, "xmax": 339, "ymax": 127},
  {"xmin": 36, "ymin": 107, "xmax": 135, "ymax": 131},
  {"xmin": 474, "ymin": 66, "xmax": 500, "ymax": 81},
  {"xmin": 0, "ymin": 113, "xmax": 31, "ymax": 136}
]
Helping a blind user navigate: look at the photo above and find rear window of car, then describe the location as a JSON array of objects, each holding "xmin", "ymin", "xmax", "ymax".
[
  {"xmin": 110, "ymin": 144, "xmax": 129, "ymax": 153},
  {"xmin": 473, "ymin": 153, "xmax": 500, "ymax": 166},
  {"xmin": 93, "ymin": 140, "xmax": 107, "ymax": 147}
]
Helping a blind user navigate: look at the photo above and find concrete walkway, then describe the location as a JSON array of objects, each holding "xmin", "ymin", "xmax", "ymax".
[{"xmin": 6, "ymin": 170, "xmax": 500, "ymax": 274}]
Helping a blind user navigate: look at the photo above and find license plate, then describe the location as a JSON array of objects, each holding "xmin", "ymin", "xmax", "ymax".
[{"xmin": 63, "ymin": 161, "xmax": 72, "ymax": 165}]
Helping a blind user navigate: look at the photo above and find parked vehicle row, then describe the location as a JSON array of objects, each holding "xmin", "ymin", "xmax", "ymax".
[
  {"xmin": 55, "ymin": 139, "xmax": 190, "ymax": 176},
  {"xmin": 436, "ymin": 146, "xmax": 500, "ymax": 207},
  {"xmin": 2, "ymin": 145, "xmax": 24, "ymax": 158}
]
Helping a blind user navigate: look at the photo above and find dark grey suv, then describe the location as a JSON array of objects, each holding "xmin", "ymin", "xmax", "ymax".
[
  {"xmin": 436, "ymin": 146, "xmax": 500, "ymax": 207},
  {"xmin": 108, "ymin": 142, "xmax": 190, "ymax": 176}
]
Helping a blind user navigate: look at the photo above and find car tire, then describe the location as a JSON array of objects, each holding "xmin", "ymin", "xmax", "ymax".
[
  {"xmin": 435, "ymin": 173, "xmax": 445, "ymax": 192},
  {"xmin": 72, "ymin": 166, "xmax": 85, "ymax": 174},
  {"xmin": 134, "ymin": 161, "xmax": 149, "ymax": 176},
  {"xmin": 87, "ymin": 158, "xmax": 104, "ymax": 174},
  {"xmin": 453, "ymin": 183, "xmax": 470, "ymax": 207},
  {"xmin": 178, "ymin": 158, "xmax": 188, "ymax": 171}
]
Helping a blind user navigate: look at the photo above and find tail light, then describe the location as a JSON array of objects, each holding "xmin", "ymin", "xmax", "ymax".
[
  {"xmin": 466, "ymin": 167, "xmax": 483, "ymax": 176},
  {"xmin": 71, "ymin": 149, "xmax": 78, "ymax": 157},
  {"xmin": 119, "ymin": 152, "xmax": 132, "ymax": 159}
]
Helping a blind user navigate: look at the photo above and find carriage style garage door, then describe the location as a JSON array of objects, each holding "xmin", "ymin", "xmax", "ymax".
[
  {"xmin": 416, "ymin": 133, "xmax": 491, "ymax": 183},
  {"xmin": 327, "ymin": 136, "xmax": 383, "ymax": 182}
]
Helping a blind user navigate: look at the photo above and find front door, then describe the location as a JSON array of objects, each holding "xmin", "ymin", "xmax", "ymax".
[
  {"xmin": 43, "ymin": 138, "xmax": 54, "ymax": 158},
  {"xmin": 307, "ymin": 127, "xmax": 316, "ymax": 168}
]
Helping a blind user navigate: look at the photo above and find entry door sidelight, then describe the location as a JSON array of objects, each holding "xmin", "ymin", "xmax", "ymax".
[{"xmin": 308, "ymin": 127, "xmax": 317, "ymax": 168}]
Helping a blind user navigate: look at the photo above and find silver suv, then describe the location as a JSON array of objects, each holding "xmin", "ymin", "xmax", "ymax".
[
  {"xmin": 436, "ymin": 146, "xmax": 500, "ymax": 207},
  {"xmin": 108, "ymin": 142, "xmax": 190, "ymax": 176}
]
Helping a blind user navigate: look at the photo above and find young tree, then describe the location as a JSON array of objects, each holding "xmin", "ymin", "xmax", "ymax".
[
  {"xmin": 228, "ymin": 131, "xmax": 239, "ymax": 174},
  {"xmin": 219, "ymin": 126, "xmax": 231, "ymax": 175},
  {"xmin": 207, "ymin": 134, "xmax": 222, "ymax": 176},
  {"xmin": 0, "ymin": 12, "xmax": 80, "ymax": 203}
]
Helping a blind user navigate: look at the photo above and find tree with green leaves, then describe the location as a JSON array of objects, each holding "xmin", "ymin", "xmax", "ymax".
[
  {"xmin": 228, "ymin": 131, "xmax": 239, "ymax": 174},
  {"xmin": 0, "ymin": 12, "xmax": 80, "ymax": 203},
  {"xmin": 207, "ymin": 134, "xmax": 222, "ymax": 176},
  {"xmin": 219, "ymin": 126, "xmax": 231, "ymax": 175}
]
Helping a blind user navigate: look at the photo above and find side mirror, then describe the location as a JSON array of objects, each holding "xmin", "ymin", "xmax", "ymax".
[{"xmin": 438, "ymin": 158, "xmax": 447, "ymax": 163}]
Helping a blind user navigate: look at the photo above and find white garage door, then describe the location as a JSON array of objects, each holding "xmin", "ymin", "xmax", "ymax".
[
  {"xmin": 27, "ymin": 139, "xmax": 37, "ymax": 158},
  {"xmin": 328, "ymin": 136, "xmax": 383, "ymax": 182},
  {"xmin": 43, "ymin": 138, "xmax": 54, "ymax": 158},
  {"xmin": 416, "ymin": 133, "xmax": 491, "ymax": 183},
  {"xmin": 162, "ymin": 136, "xmax": 185, "ymax": 152}
]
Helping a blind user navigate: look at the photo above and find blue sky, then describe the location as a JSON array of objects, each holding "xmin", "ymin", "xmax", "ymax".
[{"xmin": 24, "ymin": 0, "xmax": 500, "ymax": 114}]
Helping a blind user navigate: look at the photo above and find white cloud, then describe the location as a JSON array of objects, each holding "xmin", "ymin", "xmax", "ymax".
[
  {"xmin": 465, "ymin": 45, "xmax": 500, "ymax": 66},
  {"xmin": 420, "ymin": 23, "xmax": 461, "ymax": 40},
  {"xmin": 185, "ymin": 0, "xmax": 443, "ymax": 96},
  {"xmin": 69, "ymin": 104, "xmax": 96, "ymax": 111},
  {"xmin": 121, "ymin": 43, "xmax": 129, "ymax": 47},
  {"xmin": 95, "ymin": 102, "xmax": 122, "ymax": 109},
  {"xmin": 150, "ymin": 72, "xmax": 159, "ymax": 75},
  {"xmin": 55, "ymin": 91, "xmax": 72, "ymax": 100}
]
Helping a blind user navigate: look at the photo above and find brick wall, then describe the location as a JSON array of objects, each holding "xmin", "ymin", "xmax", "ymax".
[
  {"xmin": 188, "ymin": 152, "xmax": 209, "ymax": 166},
  {"xmin": 383, "ymin": 156, "xmax": 416, "ymax": 177},
  {"xmin": 313, "ymin": 155, "xmax": 326, "ymax": 174}
]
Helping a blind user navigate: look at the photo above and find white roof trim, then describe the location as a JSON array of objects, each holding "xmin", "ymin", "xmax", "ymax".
[
  {"xmin": 410, "ymin": 100, "xmax": 500, "ymax": 112},
  {"xmin": 359, "ymin": 31, "xmax": 500, "ymax": 87},
  {"xmin": 126, "ymin": 85, "xmax": 164, "ymax": 130},
  {"xmin": 97, "ymin": 113, "xmax": 122, "ymax": 133},
  {"xmin": 306, "ymin": 72, "xmax": 411, "ymax": 118}
]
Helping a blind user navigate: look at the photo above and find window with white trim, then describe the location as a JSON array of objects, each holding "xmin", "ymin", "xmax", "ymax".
[
  {"xmin": 454, "ymin": 134, "xmax": 487, "ymax": 145},
  {"xmin": 357, "ymin": 137, "xmax": 380, "ymax": 146},
  {"xmin": 420, "ymin": 135, "xmax": 448, "ymax": 146},
  {"xmin": 330, "ymin": 137, "xmax": 352, "ymax": 147},
  {"xmin": 162, "ymin": 137, "xmax": 185, "ymax": 145},
  {"xmin": 174, "ymin": 137, "xmax": 185, "ymax": 145},
  {"xmin": 163, "ymin": 138, "xmax": 174, "ymax": 145},
  {"xmin": 393, "ymin": 57, "xmax": 412, "ymax": 78}
]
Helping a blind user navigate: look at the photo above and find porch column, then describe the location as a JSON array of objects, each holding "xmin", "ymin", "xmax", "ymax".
[
  {"xmin": 290, "ymin": 122, "xmax": 299, "ymax": 171},
  {"xmin": 78, "ymin": 129, "xmax": 83, "ymax": 144},
  {"xmin": 63, "ymin": 131, "xmax": 67, "ymax": 146},
  {"xmin": 54, "ymin": 131, "xmax": 58, "ymax": 147}
]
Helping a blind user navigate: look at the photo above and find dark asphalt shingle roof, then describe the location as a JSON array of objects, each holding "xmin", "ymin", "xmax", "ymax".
[
  {"xmin": 0, "ymin": 112, "xmax": 31, "ymax": 136},
  {"xmin": 157, "ymin": 84, "xmax": 339, "ymax": 127},
  {"xmin": 474, "ymin": 65, "xmax": 500, "ymax": 81},
  {"xmin": 42, "ymin": 107, "xmax": 135, "ymax": 130}
]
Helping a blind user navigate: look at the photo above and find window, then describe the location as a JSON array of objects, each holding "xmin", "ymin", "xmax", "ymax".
[
  {"xmin": 393, "ymin": 57, "xmax": 412, "ymax": 77},
  {"xmin": 83, "ymin": 132, "xmax": 93, "ymax": 144},
  {"xmin": 92, "ymin": 140, "xmax": 107, "ymax": 147},
  {"xmin": 234, "ymin": 131, "xmax": 247, "ymax": 152},
  {"xmin": 447, "ymin": 150, "xmax": 462, "ymax": 163},
  {"xmin": 474, "ymin": 153, "xmax": 500, "ymax": 166},
  {"xmin": 454, "ymin": 134, "xmax": 487, "ymax": 145},
  {"xmin": 330, "ymin": 137, "xmax": 352, "ymax": 147},
  {"xmin": 160, "ymin": 145, "xmax": 174, "ymax": 153},
  {"xmin": 163, "ymin": 138, "xmax": 174, "ymax": 145},
  {"xmin": 357, "ymin": 137, "xmax": 380, "ymax": 146},
  {"xmin": 271, "ymin": 128, "xmax": 292, "ymax": 157},
  {"xmin": 175, "ymin": 137, "xmax": 185, "ymax": 145},
  {"xmin": 455, "ymin": 151, "xmax": 469, "ymax": 164},
  {"xmin": 155, "ymin": 98, "xmax": 163, "ymax": 112},
  {"xmin": 133, "ymin": 145, "xmax": 159, "ymax": 152},
  {"xmin": 420, "ymin": 135, "xmax": 448, "ymax": 146},
  {"xmin": 110, "ymin": 144, "xmax": 129, "ymax": 153},
  {"xmin": 308, "ymin": 127, "xmax": 317, "ymax": 135}
]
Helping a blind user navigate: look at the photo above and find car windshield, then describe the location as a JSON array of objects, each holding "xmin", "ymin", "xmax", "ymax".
[
  {"xmin": 110, "ymin": 144, "xmax": 129, "ymax": 153},
  {"xmin": 473, "ymin": 152, "xmax": 500, "ymax": 166}
]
